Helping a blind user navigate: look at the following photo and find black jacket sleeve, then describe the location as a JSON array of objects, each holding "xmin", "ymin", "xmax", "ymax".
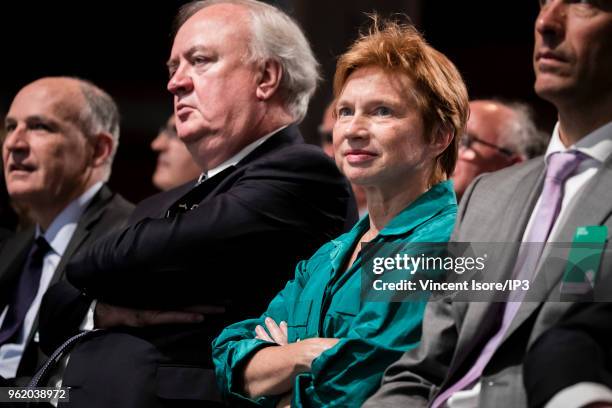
[
  {"xmin": 66, "ymin": 146, "xmax": 353, "ymax": 309},
  {"xmin": 524, "ymin": 302, "xmax": 612, "ymax": 408}
]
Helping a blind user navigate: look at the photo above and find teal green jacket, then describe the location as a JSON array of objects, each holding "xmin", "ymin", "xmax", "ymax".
[{"xmin": 212, "ymin": 181, "xmax": 457, "ymax": 407}]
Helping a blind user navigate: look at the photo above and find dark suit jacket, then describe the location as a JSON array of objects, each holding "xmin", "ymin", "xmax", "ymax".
[
  {"xmin": 0, "ymin": 228, "xmax": 11, "ymax": 248},
  {"xmin": 41, "ymin": 126, "xmax": 356, "ymax": 407},
  {"xmin": 524, "ymin": 302, "xmax": 612, "ymax": 408},
  {"xmin": 0, "ymin": 185, "xmax": 133, "ymax": 382},
  {"xmin": 364, "ymin": 154, "xmax": 612, "ymax": 408}
]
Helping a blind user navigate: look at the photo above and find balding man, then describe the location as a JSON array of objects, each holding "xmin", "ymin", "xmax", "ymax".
[
  {"xmin": 452, "ymin": 99, "xmax": 547, "ymax": 200},
  {"xmin": 0, "ymin": 77, "xmax": 133, "ymax": 384},
  {"xmin": 36, "ymin": 1, "xmax": 354, "ymax": 407}
]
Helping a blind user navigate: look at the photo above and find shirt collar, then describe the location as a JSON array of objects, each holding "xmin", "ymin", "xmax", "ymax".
[
  {"xmin": 379, "ymin": 180, "xmax": 456, "ymax": 236},
  {"xmin": 333, "ymin": 179, "xmax": 456, "ymax": 243},
  {"xmin": 327, "ymin": 180, "xmax": 456, "ymax": 268},
  {"xmin": 197, "ymin": 125, "xmax": 288, "ymax": 183},
  {"xmin": 546, "ymin": 120, "xmax": 612, "ymax": 164},
  {"xmin": 35, "ymin": 182, "xmax": 104, "ymax": 256}
]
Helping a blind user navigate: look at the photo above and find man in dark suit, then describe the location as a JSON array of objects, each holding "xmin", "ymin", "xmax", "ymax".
[
  {"xmin": 36, "ymin": 1, "xmax": 355, "ymax": 406},
  {"xmin": 524, "ymin": 302, "xmax": 612, "ymax": 408},
  {"xmin": 0, "ymin": 77, "xmax": 133, "ymax": 385},
  {"xmin": 364, "ymin": 1, "xmax": 612, "ymax": 407}
]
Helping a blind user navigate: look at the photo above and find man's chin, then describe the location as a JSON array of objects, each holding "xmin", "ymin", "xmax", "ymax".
[
  {"xmin": 6, "ymin": 188, "xmax": 40, "ymax": 205},
  {"xmin": 176, "ymin": 120, "xmax": 210, "ymax": 144},
  {"xmin": 178, "ymin": 129, "xmax": 205, "ymax": 145},
  {"xmin": 534, "ymin": 76, "xmax": 574, "ymax": 101}
]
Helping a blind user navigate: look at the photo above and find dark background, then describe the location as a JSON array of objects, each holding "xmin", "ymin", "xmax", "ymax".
[{"xmin": 0, "ymin": 1, "xmax": 556, "ymax": 204}]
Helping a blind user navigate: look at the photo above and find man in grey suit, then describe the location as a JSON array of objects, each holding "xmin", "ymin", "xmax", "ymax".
[
  {"xmin": 0, "ymin": 77, "xmax": 133, "ymax": 384},
  {"xmin": 365, "ymin": 1, "xmax": 612, "ymax": 407}
]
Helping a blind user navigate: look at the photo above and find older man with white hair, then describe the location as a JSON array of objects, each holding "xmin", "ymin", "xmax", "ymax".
[{"xmin": 36, "ymin": 1, "xmax": 355, "ymax": 407}]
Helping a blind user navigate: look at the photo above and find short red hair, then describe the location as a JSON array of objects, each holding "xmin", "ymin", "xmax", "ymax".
[{"xmin": 333, "ymin": 16, "xmax": 469, "ymax": 185}]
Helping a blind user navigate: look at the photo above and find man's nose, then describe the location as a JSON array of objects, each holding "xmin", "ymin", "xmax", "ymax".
[
  {"xmin": 3, "ymin": 124, "xmax": 29, "ymax": 154},
  {"xmin": 536, "ymin": 0, "xmax": 567, "ymax": 41},
  {"xmin": 167, "ymin": 65, "xmax": 194, "ymax": 96},
  {"xmin": 150, "ymin": 133, "xmax": 168, "ymax": 151}
]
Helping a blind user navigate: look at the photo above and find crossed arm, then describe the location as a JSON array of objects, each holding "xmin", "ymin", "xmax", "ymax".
[{"xmin": 245, "ymin": 318, "xmax": 339, "ymax": 399}]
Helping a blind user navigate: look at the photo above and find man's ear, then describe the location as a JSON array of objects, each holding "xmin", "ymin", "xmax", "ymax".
[
  {"xmin": 90, "ymin": 132, "xmax": 114, "ymax": 167},
  {"xmin": 255, "ymin": 59, "xmax": 283, "ymax": 101},
  {"xmin": 431, "ymin": 124, "xmax": 454, "ymax": 156}
]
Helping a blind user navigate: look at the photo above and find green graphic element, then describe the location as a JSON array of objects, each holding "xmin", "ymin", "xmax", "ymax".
[{"xmin": 561, "ymin": 225, "xmax": 608, "ymax": 295}]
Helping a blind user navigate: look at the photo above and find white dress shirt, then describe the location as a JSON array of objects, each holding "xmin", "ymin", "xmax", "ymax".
[{"xmin": 0, "ymin": 182, "xmax": 103, "ymax": 379}]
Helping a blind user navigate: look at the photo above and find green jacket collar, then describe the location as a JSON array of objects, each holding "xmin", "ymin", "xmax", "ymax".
[
  {"xmin": 380, "ymin": 180, "xmax": 456, "ymax": 236},
  {"xmin": 328, "ymin": 180, "xmax": 456, "ymax": 267}
]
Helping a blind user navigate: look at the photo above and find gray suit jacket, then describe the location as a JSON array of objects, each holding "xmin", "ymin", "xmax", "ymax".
[
  {"xmin": 0, "ymin": 185, "xmax": 133, "ymax": 381},
  {"xmin": 364, "ymin": 155, "xmax": 612, "ymax": 407}
]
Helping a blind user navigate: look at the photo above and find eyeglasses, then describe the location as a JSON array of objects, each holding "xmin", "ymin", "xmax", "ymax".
[{"xmin": 460, "ymin": 133, "xmax": 514, "ymax": 157}]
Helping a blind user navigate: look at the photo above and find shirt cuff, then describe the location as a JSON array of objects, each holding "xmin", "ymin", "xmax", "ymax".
[
  {"xmin": 79, "ymin": 299, "xmax": 97, "ymax": 331},
  {"xmin": 545, "ymin": 382, "xmax": 612, "ymax": 408}
]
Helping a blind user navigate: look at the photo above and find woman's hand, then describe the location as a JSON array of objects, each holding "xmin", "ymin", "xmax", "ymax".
[
  {"xmin": 242, "ymin": 338, "xmax": 339, "ymax": 397},
  {"xmin": 242, "ymin": 317, "xmax": 340, "ymax": 399},
  {"xmin": 255, "ymin": 317, "xmax": 288, "ymax": 345},
  {"xmin": 288, "ymin": 337, "xmax": 340, "ymax": 371}
]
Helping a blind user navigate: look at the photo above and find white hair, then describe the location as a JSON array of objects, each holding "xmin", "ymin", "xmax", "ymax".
[
  {"xmin": 77, "ymin": 78, "xmax": 120, "ymax": 181},
  {"xmin": 497, "ymin": 101, "xmax": 549, "ymax": 159},
  {"xmin": 173, "ymin": 0, "xmax": 320, "ymax": 123}
]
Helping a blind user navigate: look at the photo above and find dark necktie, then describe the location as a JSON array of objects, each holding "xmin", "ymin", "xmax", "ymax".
[{"xmin": 0, "ymin": 236, "xmax": 52, "ymax": 345}]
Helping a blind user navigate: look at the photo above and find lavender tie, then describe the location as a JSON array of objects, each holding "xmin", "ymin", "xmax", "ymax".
[{"xmin": 432, "ymin": 151, "xmax": 585, "ymax": 408}]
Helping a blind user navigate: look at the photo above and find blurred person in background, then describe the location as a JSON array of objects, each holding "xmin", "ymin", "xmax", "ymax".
[
  {"xmin": 452, "ymin": 99, "xmax": 548, "ymax": 201},
  {"xmin": 151, "ymin": 114, "xmax": 201, "ymax": 191}
]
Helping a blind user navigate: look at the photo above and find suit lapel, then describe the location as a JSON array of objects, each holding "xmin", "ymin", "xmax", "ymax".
[
  {"xmin": 236, "ymin": 125, "xmax": 302, "ymax": 167},
  {"xmin": 0, "ymin": 230, "xmax": 34, "ymax": 306},
  {"xmin": 164, "ymin": 166, "xmax": 237, "ymax": 218},
  {"xmin": 552, "ymin": 158, "xmax": 612, "ymax": 241},
  {"xmin": 504, "ymin": 157, "xmax": 612, "ymax": 341},
  {"xmin": 50, "ymin": 186, "xmax": 114, "ymax": 285},
  {"xmin": 448, "ymin": 161, "xmax": 545, "ymax": 379},
  {"xmin": 163, "ymin": 126, "xmax": 302, "ymax": 217}
]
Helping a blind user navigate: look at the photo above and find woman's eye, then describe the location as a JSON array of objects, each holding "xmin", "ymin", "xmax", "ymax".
[
  {"xmin": 373, "ymin": 106, "xmax": 392, "ymax": 116},
  {"xmin": 337, "ymin": 107, "xmax": 352, "ymax": 117}
]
